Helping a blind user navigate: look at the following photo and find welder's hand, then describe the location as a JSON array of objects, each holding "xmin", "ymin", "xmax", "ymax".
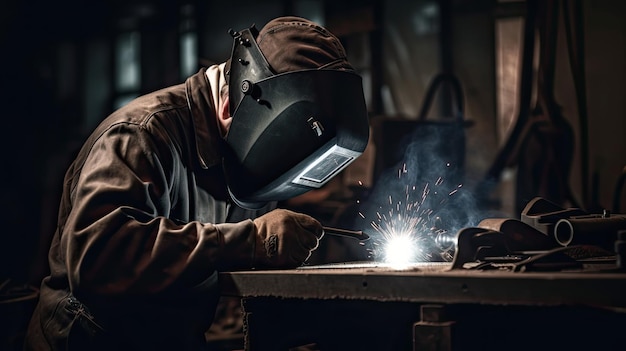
[{"xmin": 252, "ymin": 209, "xmax": 324, "ymax": 268}]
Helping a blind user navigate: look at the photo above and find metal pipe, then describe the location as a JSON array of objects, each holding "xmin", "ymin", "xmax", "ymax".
[{"xmin": 554, "ymin": 214, "xmax": 626, "ymax": 249}]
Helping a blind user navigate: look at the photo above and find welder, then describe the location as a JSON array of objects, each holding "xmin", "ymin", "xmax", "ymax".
[{"xmin": 25, "ymin": 16, "xmax": 369, "ymax": 350}]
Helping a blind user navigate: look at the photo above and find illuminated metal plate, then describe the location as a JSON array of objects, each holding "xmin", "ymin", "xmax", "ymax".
[{"xmin": 298, "ymin": 261, "xmax": 451, "ymax": 272}]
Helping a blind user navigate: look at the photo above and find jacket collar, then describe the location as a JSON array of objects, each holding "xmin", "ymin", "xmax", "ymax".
[{"xmin": 185, "ymin": 66, "xmax": 226, "ymax": 169}]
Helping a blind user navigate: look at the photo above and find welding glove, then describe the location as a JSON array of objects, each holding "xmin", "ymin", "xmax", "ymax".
[{"xmin": 251, "ymin": 209, "xmax": 324, "ymax": 269}]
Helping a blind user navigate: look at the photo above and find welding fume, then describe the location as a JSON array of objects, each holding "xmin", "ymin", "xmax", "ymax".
[
  {"xmin": 24, "ymin": 16, "xmax": 369, "ymax": 351},
  {"xmin": 346, "ymin": 73, "xmax": 479, "ymax": 268}
]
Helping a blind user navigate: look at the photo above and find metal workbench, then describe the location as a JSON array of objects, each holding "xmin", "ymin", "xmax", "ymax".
[{"xmin": 219, "ymin": 262, "xmax": 626, "ymax": 351}]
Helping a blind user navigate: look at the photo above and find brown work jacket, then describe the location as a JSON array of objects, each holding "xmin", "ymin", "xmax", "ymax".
[{"xmin": 24, "ymin": 67, "xmax": 273, "ymax": 350}]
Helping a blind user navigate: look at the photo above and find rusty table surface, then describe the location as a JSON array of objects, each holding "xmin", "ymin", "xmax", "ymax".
[{"xmin": 219, "ymin": 261, "xmax": 626, "ymax": 309}]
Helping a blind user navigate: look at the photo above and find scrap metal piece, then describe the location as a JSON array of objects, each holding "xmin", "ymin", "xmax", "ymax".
[
  {"xmin": 450, "ymin": 227, "xmax": 505, "ymax": 270},
  {"xmin": 450, "ymin": 197, "xmax": 624, "ymax": 271},
  {"xmin": 520, "ymin": 197, "xmax": 587, "ymax": 236},
  {"xmin": 478, "ymin": 218, "xmax": 557, "ymax": 251},
  {"xmin": 554, "ymin": 214, "xmax": 626, "ymax": 249},
  {"xmin": 520, "ymin": 197, "xmax": 626, "ymax": 251},
  {"xmin": 450, "ymin": 219, "xmax": 557, "ymax": 270}
]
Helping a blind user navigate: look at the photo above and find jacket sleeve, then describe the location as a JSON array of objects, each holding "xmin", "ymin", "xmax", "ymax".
[{"xmin": 62, "ymin": 121, "xmax": 254, "ymax": 297}]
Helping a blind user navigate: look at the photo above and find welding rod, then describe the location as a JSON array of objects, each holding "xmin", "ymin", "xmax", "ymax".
[{"xmin": 322, "ymin": 226, "xmax": 370, "ymax": 241}]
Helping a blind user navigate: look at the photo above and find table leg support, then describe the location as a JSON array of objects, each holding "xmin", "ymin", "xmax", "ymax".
[{"xmin": 413, "ymin": 304, "xmax": 455, "ymax": 351}]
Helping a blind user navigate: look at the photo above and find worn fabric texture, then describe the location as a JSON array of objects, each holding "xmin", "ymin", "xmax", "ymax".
[
  {"xmin": 24, "ymin": 66, "xmax": 274, "ymax": 351},
  {"xmin": 257, "ymin": 16, "xmax": 354, "ymax": 73}
]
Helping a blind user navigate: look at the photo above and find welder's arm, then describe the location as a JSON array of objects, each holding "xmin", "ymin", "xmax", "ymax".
[
  {"xmin": 215, "ymin": 209, "xmax": 324, "ymax": 270},
  {"xmin": 64, "ymin": 123, "xmax": 322, "ymax": 298}
]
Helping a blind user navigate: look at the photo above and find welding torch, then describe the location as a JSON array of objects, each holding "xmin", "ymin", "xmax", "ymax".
[{"xmin": 322, "ymin": 226, "xmax": 370, "ymax": 241}]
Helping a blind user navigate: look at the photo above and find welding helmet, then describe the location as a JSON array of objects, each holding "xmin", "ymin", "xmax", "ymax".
[{"xmin": 223, "ymin": 19, "xmax": 369, "ymax": 209}]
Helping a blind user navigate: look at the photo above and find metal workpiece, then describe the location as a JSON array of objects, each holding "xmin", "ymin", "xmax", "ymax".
[
  {"xmin": 554, "ymin": 214, "xmax": 626, "ymax": 249},
  {"xmin": 519, "ymin": 197, "xmax": 626, "ymax": 250},
  {"xmin": 520, "ymin": 197, "xmax": 588, "ymax": 236},
  {"xmin": 450, "ymin": 197, "xmax": 626, "ymax": 271}
]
